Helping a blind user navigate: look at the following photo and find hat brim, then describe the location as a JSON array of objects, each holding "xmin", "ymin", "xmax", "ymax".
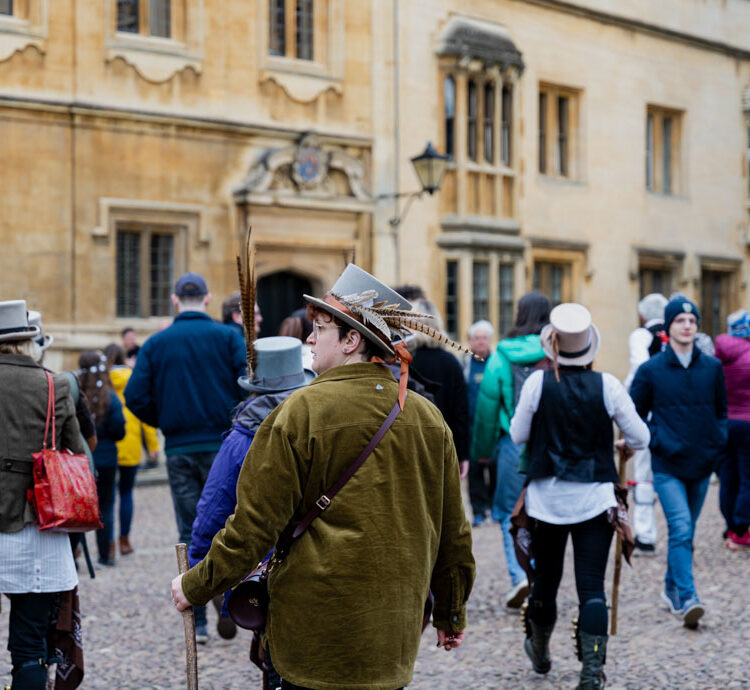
[
  {"xmin": 0, "ymin": 325, "xmax": 41, "ymax": 343},
  {"xmin": 238, "ymin": 369, "xmax": 316, "ymax": 393},
  {"xmin": 541, "ymin": 323, "xmax": 600, "ymax": 366},
  {"xmin": 39, "ymin": 334, "xmax": 53, "ymax": 351},
  {"xmin": 303, "ymin": 294, "xmax": 396, "ymax": 356}
]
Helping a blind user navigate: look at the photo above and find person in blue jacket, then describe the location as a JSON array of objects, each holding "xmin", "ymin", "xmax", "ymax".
[
  {"xmin": 189, "ymin": 336, "xmax": 314, "ymax": 661},
  {"xmin": 78, "ymin": 350, "xmax": 126, "ymax": 567},
  {"xmin": 630, "ymin": 297, "xmax": 727, "ymax": 628},
  {"xmin": 124, "ymin": 272, "xmax": 246, "ymax": 640}
]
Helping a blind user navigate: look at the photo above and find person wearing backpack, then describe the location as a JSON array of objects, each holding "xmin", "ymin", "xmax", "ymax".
[
  {"xmin": 471, "ymin": 292, "xmax": 550, "ymax": 608},
  {"xmin": 622, "ymin": 293, "xmax": 668, "ymax": 556}
]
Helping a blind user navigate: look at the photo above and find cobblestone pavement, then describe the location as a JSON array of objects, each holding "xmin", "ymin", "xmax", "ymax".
[{"xmin": 1, "ymin": 479, "xmax": 748, "ymax": 689}]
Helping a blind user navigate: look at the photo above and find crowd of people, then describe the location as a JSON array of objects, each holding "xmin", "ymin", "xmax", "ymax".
[{"xmin": 0, "ymin": 263, "xmax": 747, "ymax": 689}]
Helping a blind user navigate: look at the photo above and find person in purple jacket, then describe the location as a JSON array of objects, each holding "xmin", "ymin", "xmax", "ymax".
[
  {"xmin": 188, "ymin": 336, "xmax": 314, "ymax": 653},
  {"xmin": 714, "ymin": 309, "xmax": 750, "ymax": 550}
]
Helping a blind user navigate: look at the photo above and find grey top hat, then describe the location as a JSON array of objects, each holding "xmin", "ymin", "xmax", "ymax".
[
  {"xmin": 0, "ymin": 300, "xmax": 41, "ymax": 343},
  {"xmin": 27, "ymin": 310, "xmax": 54, "ymax": 351},
  {"xmin": 540, "ymin": 303, "xmax": 601, "ymax": 367},
  {"xmin": 238, "ymin": 336, "xmax": 316, "ymax": 393},
  {"xmin": 303, "ymin": 264, "xmax": 413, "ymax": 356}
]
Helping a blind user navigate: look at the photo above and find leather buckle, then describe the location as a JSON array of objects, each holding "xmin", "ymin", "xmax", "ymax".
[{"xmin": 315, "ymin": 495, "xmax": 331, "ymax": 511}]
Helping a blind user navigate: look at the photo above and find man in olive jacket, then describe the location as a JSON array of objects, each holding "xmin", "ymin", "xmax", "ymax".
[{"xmin": 172, "ymin": 265, "xmax": 475, "ymax": 690}]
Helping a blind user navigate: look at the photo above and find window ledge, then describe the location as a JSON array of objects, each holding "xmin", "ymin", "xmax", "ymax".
[
  {"xmin": 646, "ymin": 190, "xmax": 687, "ymax": 201},
  {"xmin": 440, "ymin": 214, "xmax": 520, "ymax": 235},
  {"xmin": 0, "ymin": 15, "xmax": 47, "ymax": 62},
  {"xmin": 465, "ymin": 161, "xmax": 515, "ymax": 176},
  {"xmin": 260, "ymin": 60, "xmax": 343, "ymax": 103},
  {"xmin": 106, "ymin": 35, "xmax": 203, "ymax": 83},
  {"xmin": 538, "ymin": 174, "xmax": 585, "ymax": 187}
]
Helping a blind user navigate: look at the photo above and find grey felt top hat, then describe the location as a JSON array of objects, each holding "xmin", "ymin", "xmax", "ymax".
[
  {"xmin": 0, "ymin": 300, "xmax": 41, "ymax": 343},
  {"xmin": 303, "ymin": 264, "xmax": 412, "ymax": 356},
  {"xmin": 27, "ymin": 310, "xmax": 54, "ymax": 351},
  {"xmin": 238, "ymin": 336, "xmax": 316, "ymax": 393},
  {"xmin": 540, "ymin": 303, "xmax": 600, "ymax": 367}
]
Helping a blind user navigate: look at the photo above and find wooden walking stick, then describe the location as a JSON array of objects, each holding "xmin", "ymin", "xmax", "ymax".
[
  {"xmin": 175, "ymin": 543, "xmax": 199, "ymax": 690},
  {"xmin": 610, "ymin": 446, "xmax": 628, "ymax": 636}
]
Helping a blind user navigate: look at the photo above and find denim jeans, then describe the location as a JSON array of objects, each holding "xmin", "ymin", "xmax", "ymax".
[
  {"xmin": 95, "ymin": 466, "xmax": 117, "ymax": 562},
  {"xmin": 7, "ymin": 592, "xmax": 56, "ymax": 689},
  {"xmin": 167, "ymin": 450, "xmax": 218, "ymax": 627},
  {"xmin": 118, "ymin": 465, "xmax": 139, "ymax": 538},
  {"xmin": 718, "ymin": 419, "xmax": 750, "ymax": 534},
  {"xmin": 468, "ymin": 460, "xmax": 497, "ymax": 520},
  {"xmin": 492, "ymin": 436, "xmax": 527, "ymax": 586},
  {"xmin": 653, "ymin": 472, "xmax": 711, "ymax": 605}
]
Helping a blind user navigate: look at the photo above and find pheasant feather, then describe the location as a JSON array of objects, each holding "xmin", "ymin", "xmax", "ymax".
[
  {"xmin": 236, "ymin": 225, "xmax": 256, "ymax": 376},
  {"xmin": 382, "ymin": 316, "xmax": 475, "ymax": 357}
]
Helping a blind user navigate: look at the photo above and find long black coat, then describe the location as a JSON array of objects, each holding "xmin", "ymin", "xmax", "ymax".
[{"xmin": 411, "ymin": 347, "xmax": 470, "ymax": 460}]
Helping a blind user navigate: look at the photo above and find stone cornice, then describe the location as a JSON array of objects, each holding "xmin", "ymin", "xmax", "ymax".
[
  {"xmin": 514, "ymin": 0, "xmax": 750, "ymax": 61},
  {"xmin": 0, "ymin": 95, "xmax": 372, "ymax": 148}
]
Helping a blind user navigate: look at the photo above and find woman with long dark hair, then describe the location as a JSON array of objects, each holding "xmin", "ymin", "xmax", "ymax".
[
  {"xmin": 471, "ymin": 292, "xmax": 550, "ymax": 609},
  {"xmin": 79, "ymin": 350, "xmax": 125, "ymax": 566}
]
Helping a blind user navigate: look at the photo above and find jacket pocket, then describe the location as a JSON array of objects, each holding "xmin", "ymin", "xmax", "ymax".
[{"xmin": 0, "ymin": 459, "xmax": 34, "ymax": 531}]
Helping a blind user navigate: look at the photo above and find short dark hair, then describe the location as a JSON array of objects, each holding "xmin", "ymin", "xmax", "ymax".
[
  {"xmin": 121, "ymin": 327, "xmax": 135, "ymax": 337},
  {"xmin": 505, "ymin": 292, "xmax": 551, "ymax": 338}
]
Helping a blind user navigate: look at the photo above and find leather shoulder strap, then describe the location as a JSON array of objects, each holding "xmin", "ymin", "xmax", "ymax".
[{"xmin": 289, "ymin": 395, "xmax": 404, "ymax": 542}]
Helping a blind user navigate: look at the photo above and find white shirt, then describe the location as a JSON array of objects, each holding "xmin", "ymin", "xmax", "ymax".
[
  {"xmin": 510, "ymin": 369, "xmax": 650, "ymax": 525},
  {"xmin": 0, "ymin": 525, "xmax": 78, "ymax": 593},
  {"xmin": 623, "ymin": 318, "xmax": 663, "ymax": 391}
]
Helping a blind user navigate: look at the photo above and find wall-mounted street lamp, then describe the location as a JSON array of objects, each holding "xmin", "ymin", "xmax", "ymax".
[{"xmin": 378, "ymin": 142, "xmax": 449, "ymax": 227}]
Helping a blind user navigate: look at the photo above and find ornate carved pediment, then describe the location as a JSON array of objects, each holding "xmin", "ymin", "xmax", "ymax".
[{"xmin": 234, "ymin": 134, "xmax": 370, "ymax": 205}]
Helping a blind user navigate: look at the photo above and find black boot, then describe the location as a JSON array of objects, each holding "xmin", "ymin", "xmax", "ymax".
[
  {"xmin": 523, "ymin": 603, "xmax": 554, "ymax": 674},
  {"xmin": 576, "ymin": 630, "xmax": 608, "ymax": 690},
  {"xmin": 11, "ymin": 658, "xmax": 47, "ymax": 690}
]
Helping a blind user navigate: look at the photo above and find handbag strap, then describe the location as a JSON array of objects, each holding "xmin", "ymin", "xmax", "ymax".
[
  {"xmin": 289, "ymin": 394, "xmax": 405, "ymax": 542},
  {"xmin": 42, "ymin": 371, "xmax": 56, "ymax": 450}
]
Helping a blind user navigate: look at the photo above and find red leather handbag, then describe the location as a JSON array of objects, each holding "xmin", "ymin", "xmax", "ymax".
[{"xmin": 28, "ymin": 371, "xmax": 103, "ymax": 533}]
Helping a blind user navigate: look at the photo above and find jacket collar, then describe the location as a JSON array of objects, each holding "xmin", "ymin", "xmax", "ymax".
[
  {"xmin": 308, "ymin": 362, "xmax": 395, "ymax": 386},
  {"xmin": 0, "ymin": 353, "xmax": 41, "ymax": 368},
  {"xmin": 173, "ymin": 311, "xmax": 213, "ymax": 323},
  {"xmin": 664, "ymin": 343, "xmax": 701, "ymax": 367}
]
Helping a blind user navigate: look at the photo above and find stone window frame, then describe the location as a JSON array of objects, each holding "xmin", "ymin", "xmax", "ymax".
[
  {"xmin": 527, "ymin": 241, "xmax": 590, "ymax": 306},
  {"xmin": 538, "ymin": 82, "xmax": 583, "ymax": 182},
  {"xmin": 699, "ymin": 255, "xmax": 742, "ymax": 339},
  {"xmin": 646, "ymin": 104, "xmax": 685, "ymax": 197},
  {"xmin": 257, "ymin": 0, "xmax": 344, "ymax": 103},
  {"xmin": 439, "ymin": 59, "xmax": 520, "ymax": 220},
  {"xmin": 115, "ymin": 0, "xmax": 180, "ymax": 40},
  {"xmin": 104, "ymin": 0, "xmax": 204, "ymax": 84},
  {"xmin": 0, "ymin": 0, "xmax": 47, "ymax": 63}
]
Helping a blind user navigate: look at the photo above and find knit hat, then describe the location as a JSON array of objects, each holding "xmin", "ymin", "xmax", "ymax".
[
  {"xmin": 664, "ymin": 297, "xmax": 700, "ymax": 331},
  {"xmin": 727, "ymin": 309, "xmax": 750, "ymax": 338}
]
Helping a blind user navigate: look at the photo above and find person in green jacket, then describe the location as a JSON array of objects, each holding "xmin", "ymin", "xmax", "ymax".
[
  {"xmin": 172, "ymin": 265, "xmax": 475, "ymax": 690},
  {"xmin": 471, "ymin": 292, "xmax": 550, "ymax": 609}
]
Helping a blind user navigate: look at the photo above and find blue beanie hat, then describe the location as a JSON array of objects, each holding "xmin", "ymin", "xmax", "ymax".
[{"xmin": 664, "ymin": 297, "xmax": 700, "ymax": 331}]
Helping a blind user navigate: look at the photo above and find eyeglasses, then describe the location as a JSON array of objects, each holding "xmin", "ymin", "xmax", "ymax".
[{"xmin": 312, "ymin": 321, "xmax": 334, "ymax": 338}]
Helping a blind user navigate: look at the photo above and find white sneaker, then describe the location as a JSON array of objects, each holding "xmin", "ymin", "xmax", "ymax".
[{"xmin": 505, "ymin": 578, "xmax": 530, "ymax": 609}]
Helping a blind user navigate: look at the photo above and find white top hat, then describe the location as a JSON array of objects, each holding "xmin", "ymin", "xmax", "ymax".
[
  {"xmin": 0, "ymin": 300, "xmax": 41, "ymax": 343},
  {"xmin": 540, "ymin": 303, "xmax": 600, "ymax": 366}
]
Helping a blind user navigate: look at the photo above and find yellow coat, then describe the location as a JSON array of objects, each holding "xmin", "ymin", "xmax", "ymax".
[{"xmin": 109, "ymin": 366, "xmax": 160, "ymax": 466}]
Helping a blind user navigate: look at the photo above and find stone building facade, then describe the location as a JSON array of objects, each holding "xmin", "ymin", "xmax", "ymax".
[{"xmin": 1, "ymin": 1, "xmax": 749, "ymax": 375}]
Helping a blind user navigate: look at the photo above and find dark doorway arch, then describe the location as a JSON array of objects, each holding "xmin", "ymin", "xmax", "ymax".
[{"xmin": 257, "ymin": 271, "xmax": 314, "ymax": 338}]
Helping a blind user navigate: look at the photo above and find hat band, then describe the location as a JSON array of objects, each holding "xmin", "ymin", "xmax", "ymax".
[
  {"xmin": 251, "ymin": 371, "xmax": 306, "ymax": 389},
  {"xmin": 558, "ymin": 341, "xmax": 591, "ymax": 359},
  {"xmin": 0, "ymin": 325, "xmax": 34, "ymax": 335},
  {"xmin": 323, "ymin": 295, "xmax": 394, "ymax": 350}
]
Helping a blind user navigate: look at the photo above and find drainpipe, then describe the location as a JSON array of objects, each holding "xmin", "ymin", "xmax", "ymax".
[{"xmin": 70, "ymin": 0, "xmax": 78, "ymax": 323}]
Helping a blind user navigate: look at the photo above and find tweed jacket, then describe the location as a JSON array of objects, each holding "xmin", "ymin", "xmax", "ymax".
[
  {"xmin": 182, "ymin": 362, "xmax": 475, "ymax": 690},
  {"xmin": 0, "ymin": 354, "xmax": 84, "ymax": 532}
]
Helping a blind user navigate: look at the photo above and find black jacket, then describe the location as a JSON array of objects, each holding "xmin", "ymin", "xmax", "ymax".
[
  {"xmin": 630, "ymin": 344, "xmax": 727, "ymax": 479},
  {"xmin": 411, "ymin": 347, "xmax": 469, "ymax": 460}
]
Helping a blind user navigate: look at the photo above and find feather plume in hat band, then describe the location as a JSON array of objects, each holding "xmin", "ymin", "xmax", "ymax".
[
  {"xmin": 329, "ymin": 290, "xmax": 477, "ymax": 359},
  {"xmin": 236, "ymin": 226, "xmax": 257, "ymax": 377}
]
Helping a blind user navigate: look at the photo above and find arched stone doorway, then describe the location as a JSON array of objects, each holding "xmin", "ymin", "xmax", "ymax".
[{"xmin": 257, "ymin": 271, "xmax": 313, "ymax": 338}]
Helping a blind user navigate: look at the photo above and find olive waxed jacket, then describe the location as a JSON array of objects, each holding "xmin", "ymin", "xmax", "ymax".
[
  {"xmin": 182, "ymin": 363, "xmax": 475, "ymax": 690},
  {"xmin": 0, "ymin": 354, "xmax": 84, "ymax": 533}
]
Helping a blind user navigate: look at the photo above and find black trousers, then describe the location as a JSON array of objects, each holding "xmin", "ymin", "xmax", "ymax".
[
  {"xmin": 468, "ymin": 460, "xmax": 497, "ymax": 518},
  {"xmin": 7, "ymin": 592, "xmax": 57, "ymax": 689},
  {"xmin": 529, "ymin": 512, "xmax": 613, "ymax": 636}
]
